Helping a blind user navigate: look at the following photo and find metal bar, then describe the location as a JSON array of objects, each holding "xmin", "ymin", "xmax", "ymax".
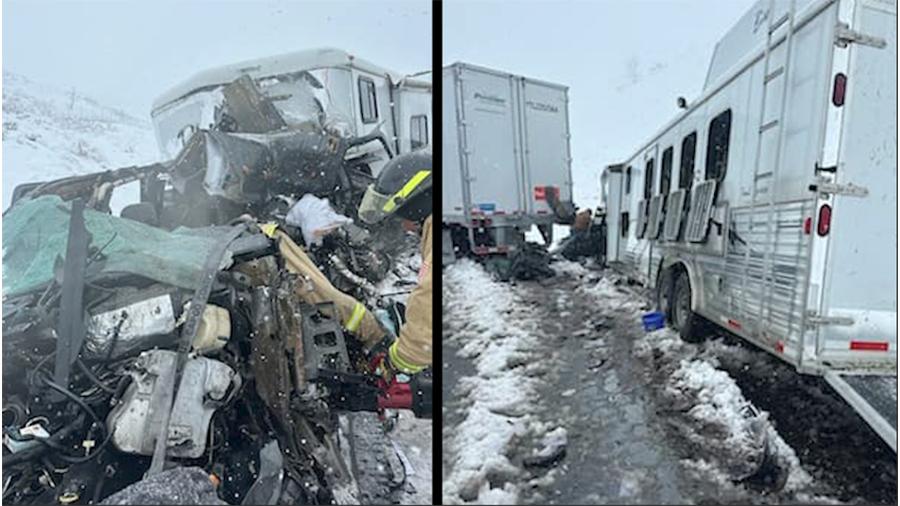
[
  {"xmin": 52, "ymin": 198, "xmax": 90, "ymax": 401},
  {"xmin": 147, "ymin": 224, "xmax": 248, "ymax": 476}
]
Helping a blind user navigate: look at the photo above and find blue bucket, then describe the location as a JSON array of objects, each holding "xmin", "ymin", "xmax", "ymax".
[{"xmin": 641, "ymin": 311, "xmax": 665, "ymax": 332}]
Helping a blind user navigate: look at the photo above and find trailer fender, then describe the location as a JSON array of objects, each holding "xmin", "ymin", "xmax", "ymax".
[{"xmin": 657, "ymin": 257, "xmax": 703, "ymax": 313}]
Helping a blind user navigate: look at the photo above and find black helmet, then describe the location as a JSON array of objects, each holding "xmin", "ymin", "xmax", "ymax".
[{"xmin": 358, "ymin": 149, "xmax": 432, "ymax": 224}]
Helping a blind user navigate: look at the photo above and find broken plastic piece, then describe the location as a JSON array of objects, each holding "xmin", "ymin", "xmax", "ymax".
[{"xmin": 192, "ymin": 305, "xmax": 231, "ymax": 354}]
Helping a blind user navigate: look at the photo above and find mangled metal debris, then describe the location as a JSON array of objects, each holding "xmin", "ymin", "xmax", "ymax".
[{"xmin": 3, "ymin": 61, "xmax": 430, "ymax": 505}]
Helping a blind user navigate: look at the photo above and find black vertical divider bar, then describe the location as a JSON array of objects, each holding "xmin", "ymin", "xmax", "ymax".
[
  {"xmin": 431, "ymin": 1, "xmax": 443, "ymax": 504},
  {"xmin": 53, "ymin": 198, "xmax": 89, "ymax": 401}
]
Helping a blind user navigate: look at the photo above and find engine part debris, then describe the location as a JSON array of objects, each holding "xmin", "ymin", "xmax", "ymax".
[
  {"xmin": 107, "ymin": 350, "xmax": 239, "ymax": 458},
  {"xmin": 84, "ymin": 286, "xmax": 180, "ymax": 360}
]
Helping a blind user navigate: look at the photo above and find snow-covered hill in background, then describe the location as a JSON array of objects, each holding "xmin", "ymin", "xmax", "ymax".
[{"xmin": 2, "ymin": 71, "xmax": 160, "ymax": 211}]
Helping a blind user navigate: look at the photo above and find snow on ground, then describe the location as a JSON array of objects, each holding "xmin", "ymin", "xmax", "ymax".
[
  {"xmin": 390, "ymin": 411, "xmax": 433, "ymax": 505},
  {"xmin": 2, "ymin": 71, "xmax": 160, "ymax": 212},
  {"xmin": 446, "ymin": 258, "xmax": 831, "ymax": 504},
  {"xmin": 571, "ymin": 262, "xmax": 817, "ymax": 497},
  {"xmin": 631, "ymin": 325, "xmax": 813, "ymax": 492},
  {"xmin": 443, "ymin": 259, "xmax": 550, "ymax": 504}
]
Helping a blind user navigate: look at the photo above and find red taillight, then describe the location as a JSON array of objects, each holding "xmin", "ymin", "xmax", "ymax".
[
  {"xmin": 817, "ymin": 204, "xmax": 832, "ymax": 236},
  {"xmin": 832, "ymin": 73, "xmax": 847, "ymax": 107},
  {"xmin": 803, "ymin": 217, "xmax": 812, "ymax": 235}
]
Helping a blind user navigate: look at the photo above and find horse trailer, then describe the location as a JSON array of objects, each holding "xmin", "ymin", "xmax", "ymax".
[
  {"xmin": 442, "ymin": 62, "xmax": 575, "ymax": 261},
  {"xmin": 602, "ymin": 0, "xmax": 896, "ymax": 449}
]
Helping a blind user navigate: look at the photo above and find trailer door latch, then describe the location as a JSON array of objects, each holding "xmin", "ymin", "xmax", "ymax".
[
  {"xmin": 807, "ymin": 314, "xmax": 855, "ymax": 326},
  {"xmin": 835, "ymin": 22, "xmax": 887, "ymax": 49},
  {"xmin": 808, "ymin": 181, "xmax": 869, "ymax": 197}
]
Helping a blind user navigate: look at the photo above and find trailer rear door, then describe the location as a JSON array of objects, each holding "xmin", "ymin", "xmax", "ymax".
[
  {"xmin": 519, "ymin": 79, "xmax": 573, "ymax": 217},
  {"xmin": 605, "ymin": 170, "xmax": 623, "ymax": 262},
  {"xmin": 457, "ymin": 66, "xmax": 524, "ymax": 216},
  {"xmin": 817, "ymin": 0, "xmax": 896, "ymax": 371}
]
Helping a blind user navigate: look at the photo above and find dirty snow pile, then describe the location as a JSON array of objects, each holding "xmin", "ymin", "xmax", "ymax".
[
  {"xmin": 560, "ymin": 262, "xmax": 816, "ymax": 498},
  {"xmin": 634, "ymin": 329, "xmax": 813, "ymax": 493},
  {"xmin": 443, "ymin": 259, "xmax": 548, "ymax": 504},
  {"xmin": 2, "ymin": 71, "xmax": 159, "ymax": 211}
]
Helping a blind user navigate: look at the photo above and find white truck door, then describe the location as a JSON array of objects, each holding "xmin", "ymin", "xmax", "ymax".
[
  {"xmin": 396, "ymin": 87, "xmax": 432, "ymax": 154},
  {"xmin": 350, "ymin": 70, "xmax": 393, "ymax": 175}
]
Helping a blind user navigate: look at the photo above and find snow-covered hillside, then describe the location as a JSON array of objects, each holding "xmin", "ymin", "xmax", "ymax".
[{"xmin": 2, "ymin": 71, "xmax": 160, "ymax": 211}]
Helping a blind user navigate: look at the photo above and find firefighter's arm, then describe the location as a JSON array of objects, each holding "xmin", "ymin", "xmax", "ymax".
[{"xmin": 388, "ymin": 259, "xmax": 432, "ymax": 373}]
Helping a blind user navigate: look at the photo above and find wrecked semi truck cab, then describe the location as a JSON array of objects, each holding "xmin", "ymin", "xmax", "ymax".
[
  {"xmin": 151, "ymin": 47, "xmax": 432, "ymax": 177},
  {"xmin": 442, "ymin": 63, "xmax": 575, "ymax": 263}
]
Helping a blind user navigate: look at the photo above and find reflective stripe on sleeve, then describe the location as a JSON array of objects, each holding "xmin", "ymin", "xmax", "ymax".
[
  {"xmin": 344, "ymin": 302, "xmax": 366, "ymax": 332},
  {"xmin": 389, "ymin": 340, "xmax": 425, "ymax": 374}
]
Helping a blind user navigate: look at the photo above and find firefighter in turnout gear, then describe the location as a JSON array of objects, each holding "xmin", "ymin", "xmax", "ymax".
[
  {"xmin": 357, "ymin": 149, "xmax": 433, "ymax": 379},
  {"xmin": 265, "ymin": 149, "xmax": 431, "ymax": 417},
  {"xmin": 274, "ymin": 228, "xmax": 388, "ymax": 344}
]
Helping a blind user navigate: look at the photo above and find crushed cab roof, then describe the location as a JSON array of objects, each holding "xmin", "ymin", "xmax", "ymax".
[{"xmin": 152, "ymin": 47, "xmax": 404, "ymax": 114}]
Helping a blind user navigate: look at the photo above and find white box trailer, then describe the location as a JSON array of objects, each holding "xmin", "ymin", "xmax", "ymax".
[
  {"xmin": 442, "ymin": 62, "xmax": 574, "ymax": 259},
  {"xmin": 150, "ymin": 48, "xmax": 432, "ymax": 175},
  {"xmin": 602, "ymin": 0, "xmax": 896, "ymax": 450}
]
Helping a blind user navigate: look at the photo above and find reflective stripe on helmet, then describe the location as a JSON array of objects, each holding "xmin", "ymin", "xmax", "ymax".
[
  {"xmin": 345, "ymin": 302, "xmax": 366, "ymax": 332},
  {"xmin": 382, "ymin": 170, "xmax": 431, "ymax": 213}
]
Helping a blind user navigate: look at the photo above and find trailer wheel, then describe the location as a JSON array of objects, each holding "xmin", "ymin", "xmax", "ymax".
[
  {"xmin": 671, "ymin": 270, "xmax": 705, "ymax": 343},
  {"xmin": 655, "ymin": 269, "xmax": 672, "ymax": 317}
]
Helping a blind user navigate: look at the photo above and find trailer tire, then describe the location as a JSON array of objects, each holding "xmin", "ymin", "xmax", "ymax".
[
  {"xmin": 655, "ymin": 268, "xmax": 673, "ymax": 317},
  {"xmin": 671, "ymin": 270, "xmax": 706, "ymax": 343}
]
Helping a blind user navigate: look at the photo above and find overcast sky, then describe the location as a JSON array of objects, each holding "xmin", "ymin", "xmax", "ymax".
[
  {"xmin": 444, "ymin": 0, "xmax": 756, "ymax": 207},
  {"xmin": 3, "ymin": 0, "xmax": 431, "ymax": 119}
]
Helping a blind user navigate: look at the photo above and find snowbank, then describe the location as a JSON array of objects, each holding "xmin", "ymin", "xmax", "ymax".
[
  {"xmin": 443, "ymin": 260, "xmax": 546, "ymax": 504},
  {"xmin": 2, "ymin": 71, "xmax": 159, "ymax": 212},
  {"xmin": 635, "ymin": 329, "xmax": 813, "ymax": 492}
]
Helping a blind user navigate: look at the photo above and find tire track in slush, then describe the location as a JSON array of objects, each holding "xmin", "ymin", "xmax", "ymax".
[{"xmin": 512, "ymin": 261, "xmax": 845, "ymax": 505}]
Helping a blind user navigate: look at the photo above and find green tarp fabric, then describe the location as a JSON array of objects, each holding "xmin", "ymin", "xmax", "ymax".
[{"xmin": 3, "ymin": 195, "xmax": 224, "ymax": 297}]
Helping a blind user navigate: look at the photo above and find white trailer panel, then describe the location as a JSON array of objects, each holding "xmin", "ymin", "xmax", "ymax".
[
  {"xmin": 456, "ymin": 65, "xmax": 524, "ymax": 216},
  {"xmin": 520, "ymin": 79, "xmax": 574, "ymax": 216},
  {"xmin": 442, "ymin": 63, "xmax": 574, "ymax": 252}
]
